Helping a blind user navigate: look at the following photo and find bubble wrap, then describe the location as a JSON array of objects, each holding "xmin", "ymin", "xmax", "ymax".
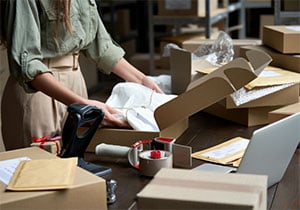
[{"xmin": 230, "ymin": 83, "xmax": 296, "ymax": 106}]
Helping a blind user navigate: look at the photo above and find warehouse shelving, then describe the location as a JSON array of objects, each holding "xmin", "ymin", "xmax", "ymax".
[
  {"xmin": 147, "ymin": 0, "xmax": 246, "ymax": 73},
  {"xmin": 274, "ymin": 0, "xmax": 300, "ymax": 25}
]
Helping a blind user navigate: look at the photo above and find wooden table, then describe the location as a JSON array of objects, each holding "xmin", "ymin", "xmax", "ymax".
[{"xmin": 85, "ymin": 112, "xmax": 299, "ymax": 210}]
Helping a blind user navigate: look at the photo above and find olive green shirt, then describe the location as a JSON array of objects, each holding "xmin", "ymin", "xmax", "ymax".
[{"xmin": 4, "ymin": 0, "xmax": 125, "ymax": 92}]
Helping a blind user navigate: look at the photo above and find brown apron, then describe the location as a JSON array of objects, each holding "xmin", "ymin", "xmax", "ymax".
[{"xmin": 1, "ymin": 53, "xmax": 88, "ymax": 150}]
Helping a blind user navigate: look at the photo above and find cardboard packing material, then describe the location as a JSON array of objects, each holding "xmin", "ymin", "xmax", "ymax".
[
  {"xmin": 0, "ymin": 147, "xmax": 107, "ymax": 210},
  {"xmin": 182, "ymin": 38, "xmax": 262, "ymax": 58},
  {"xmin": 137, "ymin": 168, "xmax": 267, "ymax": 210},
  {"xmin": 170, "ymin": 45, "xmax": 271, "ymax": 94},
  {"xmin": 262, "ymin": 25, "xmax": 300, "ymax": 54},
  {"xmin": 240, "ymin": 45, "xmax": 300, "ymax": 73},
  {"xmin": 157, "ymin": 0, "xmax": 220, "ymax": 17},
  {"xmin": 86, "ymin": 49, "xmax": 270, "ymax": 152},
  {"xmin": 268, "ymin": 97, "xmax": 300, "ymax": 123}
]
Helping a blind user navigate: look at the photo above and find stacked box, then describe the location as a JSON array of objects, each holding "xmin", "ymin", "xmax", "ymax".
[
  {"xmin": 263, "ymin": 25, "xmax": 300, "ymax": 54},
  {"xmin": 169, "ymin": 45, "xmax": 300, "ymax": 127}
]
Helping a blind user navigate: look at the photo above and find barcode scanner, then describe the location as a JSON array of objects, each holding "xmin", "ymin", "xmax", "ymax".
[{"xmin": 59, "ymin": 103, "xmax": 112, "ymax": 176}]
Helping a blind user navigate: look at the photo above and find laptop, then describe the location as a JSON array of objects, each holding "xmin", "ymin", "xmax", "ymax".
[{"xmin": 194, "ymin": 112, "xmax": 300, "ymax": 187}]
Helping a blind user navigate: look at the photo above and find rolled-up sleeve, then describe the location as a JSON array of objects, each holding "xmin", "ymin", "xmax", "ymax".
[
  {"xmin": 7, "ymin": 0, "xmax": 50, "ymax": 93},
  {"xmin": 83, "ymin": 14, "xmax": 125, "ymax": 74}
]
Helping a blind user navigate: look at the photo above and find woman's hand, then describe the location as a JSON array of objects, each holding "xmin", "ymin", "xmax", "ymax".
[
  {"xmin": 112, "ymin": 58, "xmax": 164, "ymax": 94},
  {"xmin": 85, "ymin": 99, "xmax": 130, "ymax": 128},
  {"xmin": 30, "ymin": 73, "xmax": 130, "ymax": 128},
  {"xmin": 141, "ymin": 76, "xmax": 164, "ymax": 94}
]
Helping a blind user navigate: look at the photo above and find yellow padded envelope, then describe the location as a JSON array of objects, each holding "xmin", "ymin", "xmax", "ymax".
[
  {"xmin": 192, "ymin": 137, "xmax": 249, "ymax": 167},
  {"xmin": 245, "ymin": 66, "xmax": 300, "ymax": 89},
  {"xmin": 7, "ymin": 157, "xmax": 77, "ymax": 191}
]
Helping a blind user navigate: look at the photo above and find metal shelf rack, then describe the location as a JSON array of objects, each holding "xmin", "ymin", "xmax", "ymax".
[{"xmin": 147, "ymin": 0, "xmax": 246, "ymax": 73}]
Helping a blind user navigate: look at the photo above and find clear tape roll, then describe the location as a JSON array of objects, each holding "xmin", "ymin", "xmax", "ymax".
[{"xmin": 138, "ymin": 150, "xmax": 173, "ymax": 177}]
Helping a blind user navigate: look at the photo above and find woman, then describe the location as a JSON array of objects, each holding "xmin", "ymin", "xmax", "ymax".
[{"xmin": 0, "ymin": 0, "xmax": 163, "ymax": 150}]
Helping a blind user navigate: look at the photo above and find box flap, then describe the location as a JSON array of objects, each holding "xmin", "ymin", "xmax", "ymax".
[{"xmin": 155, "ymin": 49, "xmax": 272, "ymax": 130}]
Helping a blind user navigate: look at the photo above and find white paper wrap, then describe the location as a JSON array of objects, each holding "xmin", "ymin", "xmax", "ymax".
[{"xmin": 105, "ymin": 82, "xmax": 177, "ymax": 131}]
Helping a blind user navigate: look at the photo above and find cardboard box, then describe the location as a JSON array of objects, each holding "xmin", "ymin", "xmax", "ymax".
[
  {"xmin": 204, "ymin": 100, "xmax": 282, "ymax": 127},
  {"xmin": 170, "ymin": 46, "xmax": 271, "ymax": 94},
  {"xmin": 240, "ymin": 45, "xmax": 300, "ymax": 73},
  {"xmin": 268, "ymin": 97, "xmax": 300, "ymax": 123},
  {"xmin": 0, "ymin": 147, "xmax": 107, "ymax": 210},
  {"xmin": 86, "ymin": 49, "xmax": 269, "ymax": 152},
  {"xmin": 263, "ymin": 25, "xmax": 300, "ymax": 54},
  {"xmin": 158, "ymin": 0, "xmax": 220, "ymax": 17},
  {"xmin": 137, "ymin": 168, "xmax": 267, "ymax": 210},
  {"xmin": 182, "ymin": 38, "xmax": 262, "ymax": 58}
]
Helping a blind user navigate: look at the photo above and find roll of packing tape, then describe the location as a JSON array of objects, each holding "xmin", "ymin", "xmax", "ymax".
[{"xmin": 138, "ymin": 150, "xmax": 173, "ymax": 177}]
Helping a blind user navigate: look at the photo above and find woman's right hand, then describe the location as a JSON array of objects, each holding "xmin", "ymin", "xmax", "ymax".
[{"xmin": 85, "ymin": 99, "xmax": 130, "ymax": 128}]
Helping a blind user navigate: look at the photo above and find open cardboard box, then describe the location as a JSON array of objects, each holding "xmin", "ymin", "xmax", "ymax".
[
  {"xmin": 86, "ymin": 49, "xmax": 271, "ymax": 152},
  {"xmin": 137, "ymin": 168, "xmax": 267, "ymax": 210},
  {"xmin": 0, "ymin": 147, "xmax": 107, "ymax": 210}
]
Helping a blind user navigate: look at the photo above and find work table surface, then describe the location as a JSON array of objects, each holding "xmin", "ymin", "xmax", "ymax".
[{"xmin": 85, "ymin": 111, "xmax": 299, "ymax": 210}]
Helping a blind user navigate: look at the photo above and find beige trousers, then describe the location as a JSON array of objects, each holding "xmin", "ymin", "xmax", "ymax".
[{"xmin": 1, "ymin": 54, "xmax": 88, "ymax": 150}]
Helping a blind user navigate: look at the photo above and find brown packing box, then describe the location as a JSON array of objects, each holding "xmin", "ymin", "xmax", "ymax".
[
  {"xmin": 137, "ymin": 168, "xmax": 267, "ymax": 210},
  {"xmin": 268, "ymin": 97, "xmax": 300, "ymax": 123},
  {"xmin": 263, "ymin": 25, "xmax": 300, "ymax": 54},
  {"xmin": 158, "ymin": 0, "xmax": 220, "ymax": 17},
  {"xmin": 86, "ymin": 49, "xmax": 270, "ymax": 152},
  {"xmin": 204, "ymin": 100, "xmax": 283, "ymax": 127},
  {"xmin": 0, "ymin": 147, "xmax": 107, "ymax": 210},
  {"xmin": 240, "ymin": 45, "xmax": 300, "ymax": 73},
  {"xmin": 182, "ymin": 38, "xmax": 262, "ymax": 58},
  {"xmin": 170, "ymin": 45, "xmax": 271, "ymax": 95}
]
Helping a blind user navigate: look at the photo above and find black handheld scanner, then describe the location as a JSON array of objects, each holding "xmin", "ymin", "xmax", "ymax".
[{"xmin": 59, "ymin": 103, "xmax": 104, "ymax": 158}]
